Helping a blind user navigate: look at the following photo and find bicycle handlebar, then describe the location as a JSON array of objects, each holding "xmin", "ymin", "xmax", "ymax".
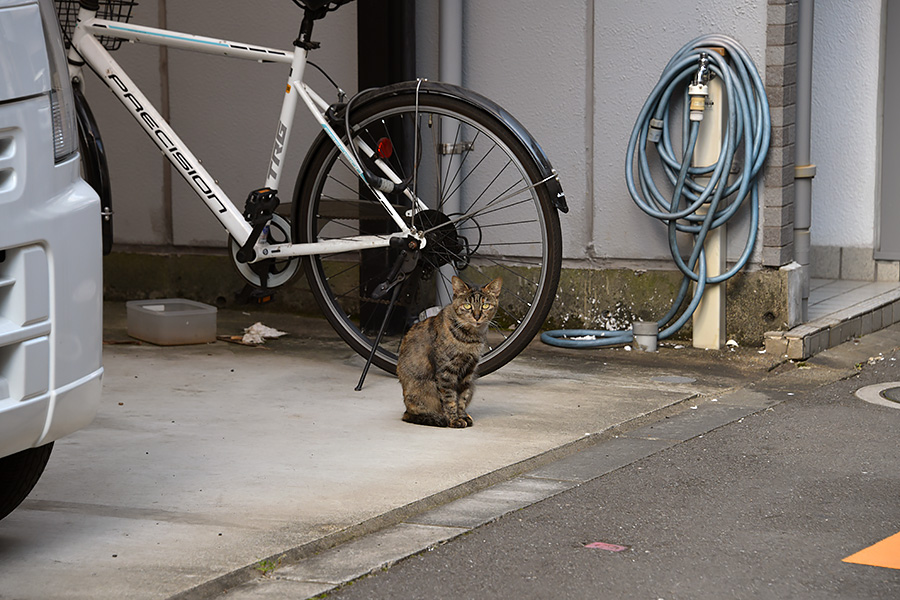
[{"xmin": 78, "ymin": 0, "xmax": 99, "ymax": 10}]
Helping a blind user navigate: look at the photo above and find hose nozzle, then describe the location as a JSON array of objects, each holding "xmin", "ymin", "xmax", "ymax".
[
  {"xmin": 693, "ymin": 52, "xmax": 711, "ymax": 87},
  {"xmin": 688, "ymin": 53, "xmax": 711, "ymax": 122}
]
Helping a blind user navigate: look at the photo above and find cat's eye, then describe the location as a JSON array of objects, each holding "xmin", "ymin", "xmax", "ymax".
[
  {"xmin": 463, "ymin": 303, "xmax": 472, "ymax": 309},
  {"xmin": 482, "ymin": 303, "xmax": 492, "ymax": 309}
]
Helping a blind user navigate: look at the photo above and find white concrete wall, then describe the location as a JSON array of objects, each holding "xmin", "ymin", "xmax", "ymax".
[
  {"xmin": 809, "ymin": 0, "xmax": 883, "ymax": 250},
  {"xmin": 590, "ymin": 0, "xmax": 767, "ymax": 265},
  {"xmin": 91, "ymin": 0, "xmax": 770, "ymax": 269}
]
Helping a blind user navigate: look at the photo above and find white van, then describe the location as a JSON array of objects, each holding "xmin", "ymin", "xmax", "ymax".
[{"xmin": 0, "ymin": 0, "xmax": 102, "ymax": 520}]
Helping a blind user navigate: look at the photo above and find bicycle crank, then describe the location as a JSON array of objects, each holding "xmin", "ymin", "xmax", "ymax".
[{"xmin": 229, "ymin": 213, "xmax": 301, "ymax": 290}]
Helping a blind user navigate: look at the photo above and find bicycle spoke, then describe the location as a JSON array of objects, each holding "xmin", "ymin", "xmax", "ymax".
[
  {"xmin": 319, "ymin": 259, "xmax": 360, "ymax": 280},
  {"xmin": 422, "ymin": 180, "xmax": 536, "ymax": 238},
  {"xmin": 457, "ymin": 218, "xmax": 538, "ymax": 231},
  {"xmin": 476, "ymin": 241, "xmax": 544, "ymax": 248},
  {"xmin": 458, "ymin": 179, "xmax": 528, "ymax": 222},
  {"xmin": 328, "ymin": 278, "xmax": 364, "ymax": 303},
  {"xmin": 467, "ymin": 253, "xmax": 544, "ymax": 289},
  {"xmin": 439, "ymin": 119, "xmax": 464, "ymax": 202},
  {"xmin": 454, "ymin": 156, "xmax": 513, "ymax": 212},
  {"xmin": 470, "ymin": 195, "xmax": 535, "ymax": 220},
  {"xmin": 442, "ymin": 131, "xmax": 486, "ymax": 203}
]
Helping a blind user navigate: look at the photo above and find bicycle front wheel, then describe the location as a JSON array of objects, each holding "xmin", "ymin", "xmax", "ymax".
[{"xmin": 296, "ymin": 86, "xmax": 562, "ymax": 375}]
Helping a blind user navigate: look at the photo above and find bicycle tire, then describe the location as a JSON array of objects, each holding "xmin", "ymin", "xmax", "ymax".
[{"xmin": 294, "ymin": 85, "xmax": 562, "ymax": 375}]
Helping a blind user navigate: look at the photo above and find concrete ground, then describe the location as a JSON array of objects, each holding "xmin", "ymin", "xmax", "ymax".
[{"xmin": 0, "ymin": 301, "xmax": 829, "ymax": 600}]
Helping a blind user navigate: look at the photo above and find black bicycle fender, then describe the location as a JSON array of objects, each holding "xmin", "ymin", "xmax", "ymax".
[
  {"xmin": 293, "ymin": 80, "xmax": 568, "ymax": 215},
  {"xmin": 74, "ymin": 87, "xmax": 114, "ymax": 255}
]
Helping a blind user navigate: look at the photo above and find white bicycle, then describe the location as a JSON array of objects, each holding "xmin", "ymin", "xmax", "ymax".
[{"xmin": 59, "ymin": 0, "xmax": 567, "ymax": 377}]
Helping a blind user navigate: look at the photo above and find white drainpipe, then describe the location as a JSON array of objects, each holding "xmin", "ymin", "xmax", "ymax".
[
  {"xmin": 440, "ymin": 0, "xmax": 463, "ymax": 86},
  {"xmin": 795, "ymin": 0, "xmax": 816, "ymax": 321},
  {"xmin": 438, "ymin": 0, "xmax": 464, "ymax": 303}
]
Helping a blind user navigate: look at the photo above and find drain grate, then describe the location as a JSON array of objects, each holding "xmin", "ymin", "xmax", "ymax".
[{"xmin": 854, "ymin": 383, "xmax": 900, "ymax": 410}]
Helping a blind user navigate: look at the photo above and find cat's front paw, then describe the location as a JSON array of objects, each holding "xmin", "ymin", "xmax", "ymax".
[
  {"xmin": 449, "ymin": 418, "xmax": 469, "ymax": 428},
  {"xmin": 462, "ymin": 413, "xmax": 473, "ymax": 427}
]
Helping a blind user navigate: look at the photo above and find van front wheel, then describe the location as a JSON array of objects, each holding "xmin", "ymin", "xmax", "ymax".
[{"xmin": 0, "ymin": 443, "xmax": 53, "ymax": 521}]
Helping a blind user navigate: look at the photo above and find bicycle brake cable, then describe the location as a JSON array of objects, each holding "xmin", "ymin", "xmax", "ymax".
[
  {"xmin": 410, "ymin": 78, "xmax": 425, "ymax": 228},
  {"xmin": 307, "ymin": 61, "xmax": 345, "ymax": 101}
]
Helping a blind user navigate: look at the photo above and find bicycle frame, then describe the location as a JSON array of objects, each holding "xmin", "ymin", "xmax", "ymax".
[{"xmin": 66, "ymin": 6, "xmax": 421, "ymax": 261}]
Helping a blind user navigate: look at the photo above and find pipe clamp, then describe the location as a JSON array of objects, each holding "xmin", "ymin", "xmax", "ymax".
[{"xmin": 795, "ymin": 163, "xmax": 817, "ymax": 179}]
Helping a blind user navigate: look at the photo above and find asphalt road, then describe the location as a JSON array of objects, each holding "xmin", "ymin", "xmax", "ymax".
[{"xmin": 323, "ymin": 350, "xmax": 900, "ymax": 600}]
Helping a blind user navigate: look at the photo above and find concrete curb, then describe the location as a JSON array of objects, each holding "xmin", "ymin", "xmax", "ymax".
[{"xmin": 765, "ymin": 287, "xmax": 900, "ymax": 360}]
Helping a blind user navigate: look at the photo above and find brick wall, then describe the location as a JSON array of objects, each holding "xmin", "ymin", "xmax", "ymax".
[{"xmin": 762, "ymin": 0, "xmax": 798, "ymax": 267}]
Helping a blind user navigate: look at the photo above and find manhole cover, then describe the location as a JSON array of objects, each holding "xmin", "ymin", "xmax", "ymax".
[
  {"xmin": 880, "ymin": 387, "xmax": 900, "ymax": 404},
  {"xmin": 854, "ymin": 382, "xmax": 900, "ymax": 410}
]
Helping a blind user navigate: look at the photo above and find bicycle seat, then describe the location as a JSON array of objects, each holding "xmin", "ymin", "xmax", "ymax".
[{"xmin": 293, "ymin": 0, "xmax": 354, "ymax": 12}]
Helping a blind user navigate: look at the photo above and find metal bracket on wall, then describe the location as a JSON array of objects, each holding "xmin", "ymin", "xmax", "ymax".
[{"xmin": 795, "ymin": 163, "xmax": 817, "ymax": 179}]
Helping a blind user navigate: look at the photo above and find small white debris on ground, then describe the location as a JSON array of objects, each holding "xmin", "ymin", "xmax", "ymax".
[
  {"xmin": 868, "ymin": 354, "xmax": 885, "ymax": 365},
  {"xmin": 242, "ymin": 322, "xmax": 288, "ymax": 345}
]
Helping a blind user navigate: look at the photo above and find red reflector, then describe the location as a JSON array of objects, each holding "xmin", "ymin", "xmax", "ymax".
[{"xmin": 376, "ymin": 137, "xmax": 393, "ymax": 159}]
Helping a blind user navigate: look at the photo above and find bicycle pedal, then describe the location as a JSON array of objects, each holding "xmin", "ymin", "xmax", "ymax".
[
  {"xmin": 243, "ymin": 188, "xmax": 280, "ymax": 224},
  {"xmin": 236, "ymin": 284, "xmax": 276, "ymax": 305},
  {"xmin": 250, "ymin": 291, "xmax": 275, "ymax": 304}
]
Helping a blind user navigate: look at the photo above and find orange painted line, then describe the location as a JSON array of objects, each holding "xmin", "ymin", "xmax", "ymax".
[{"xmin": 843, "ymin": 531, "xmax": 900, "ymax": 570}]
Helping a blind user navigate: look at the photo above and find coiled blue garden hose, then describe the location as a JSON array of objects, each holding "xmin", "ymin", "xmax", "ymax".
[{"xmin": 542, "ymin": 34, "xmax": 770, "ymax": 349}]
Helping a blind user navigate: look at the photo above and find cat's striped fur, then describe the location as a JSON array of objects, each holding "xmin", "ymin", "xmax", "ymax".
[{"xmin": 398, "ymin": 276, "xmax": 502, "ymax": 428}]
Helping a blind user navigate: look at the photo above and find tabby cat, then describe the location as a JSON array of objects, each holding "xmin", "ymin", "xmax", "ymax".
[{"xmin": 397, "ymin": 276, "xmax": 503, "ymax": 428}]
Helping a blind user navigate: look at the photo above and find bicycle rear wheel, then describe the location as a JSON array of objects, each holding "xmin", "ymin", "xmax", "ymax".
[{"xmin": 295, "ymin": 86, "xmax": 562, "ymax": 375}]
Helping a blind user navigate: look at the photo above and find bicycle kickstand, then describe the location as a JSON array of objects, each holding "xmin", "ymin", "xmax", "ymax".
[
  {"xmin": 354, "ymin": 284, "xmax": 401, "ymax": 392},
  {"xmin": 355, "ymin": 242, "xmax": 420, "ymax": 391}
]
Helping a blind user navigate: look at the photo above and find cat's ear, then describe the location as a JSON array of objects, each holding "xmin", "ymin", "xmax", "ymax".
[
  {"xmin": 484, "ymin": 277, "xmax": 502, "ymax": 297},
  {"xmin": 451, "ymin": 276, "xmax": 470, "ymax": 297}
]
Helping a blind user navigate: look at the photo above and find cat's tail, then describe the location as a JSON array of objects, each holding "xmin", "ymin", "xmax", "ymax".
[{"xmin": 402, "ymin": 411, "xmax": 449, "ymax": 427}]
